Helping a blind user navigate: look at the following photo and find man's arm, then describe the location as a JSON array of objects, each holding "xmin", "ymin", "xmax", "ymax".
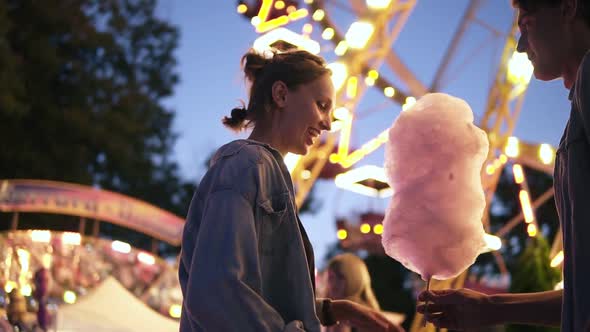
[
  {"xmin": 488, "ymin": 290, "xmax": 562, "ymax": 327},
  {"xmin": 316, "ymin": 298, "xmax": 405, "ymax": 331},
  {"xmin": 417, "ymin": 288, "xmax": 562, "ymax": 330}
]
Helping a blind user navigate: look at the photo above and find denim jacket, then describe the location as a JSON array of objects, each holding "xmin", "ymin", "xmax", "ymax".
[{"xmin": 179, "ymin": 140, "xmax": 325, "ymax": 332}]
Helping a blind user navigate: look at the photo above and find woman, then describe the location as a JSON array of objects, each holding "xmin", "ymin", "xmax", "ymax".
[
  {"xmin": 178, "ymin": 49, "xmax": 402, "ymax": 332},
  {"xmin": 324, "ymin": 254, "xmax": 403, "ymax": 332},
  {"xmin": 325, "ymin": 254, "xmax": 381, "ymax": 313}
]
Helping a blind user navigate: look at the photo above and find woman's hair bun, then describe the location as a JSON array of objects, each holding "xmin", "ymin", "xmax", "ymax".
[
  {"xmin": 241, "ymin": 50, "xmax": 273, "ymax": 82},
  {"xmin": 222, "ymin": 106, "xmax": 249, "ymax": 131}
]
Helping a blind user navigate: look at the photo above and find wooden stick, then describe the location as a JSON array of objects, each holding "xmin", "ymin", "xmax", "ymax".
[{"xmin": 423, "ymin": 277, "xmax": 432, "ymax": 327}]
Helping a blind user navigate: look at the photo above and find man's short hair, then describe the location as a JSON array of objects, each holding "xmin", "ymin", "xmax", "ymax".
[{"xmin": 512, "ymin": 0, "xmax": 590, "ymax": 27}]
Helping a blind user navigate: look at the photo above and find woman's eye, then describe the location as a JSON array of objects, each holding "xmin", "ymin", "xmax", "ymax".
[{"xmin": 318, "ymin": 102, "xmax": 328, "ymax": 111}]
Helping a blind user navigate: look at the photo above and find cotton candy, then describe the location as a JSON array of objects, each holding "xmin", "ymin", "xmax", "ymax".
[{"xmin": 381, "ymin": 93, "xmax": 488, "ymax": 281}]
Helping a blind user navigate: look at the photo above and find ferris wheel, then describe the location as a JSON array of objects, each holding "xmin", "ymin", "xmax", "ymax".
[{"xmin": 236, "ymin": 1, "xmax": 561, "ymax": 330}]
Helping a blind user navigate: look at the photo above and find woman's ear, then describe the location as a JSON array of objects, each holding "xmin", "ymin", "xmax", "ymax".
[{"xmin": 271, "ymin": 80, "xmax": 288, "ymax": 109}]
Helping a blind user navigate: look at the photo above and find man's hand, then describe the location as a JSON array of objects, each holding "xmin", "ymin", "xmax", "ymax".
[
  {"xmin": 417, "ymin": 288, "xmax": 494, "ymax": 330},
  {"xmin": 331, "ymin": 299, "xmax": 405, "ymax": 332}
]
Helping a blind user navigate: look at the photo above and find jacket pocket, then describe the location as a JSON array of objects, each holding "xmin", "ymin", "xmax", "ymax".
[{"xmin": 258, "ymin": 192, "xmax": 290, "ymax": 255}]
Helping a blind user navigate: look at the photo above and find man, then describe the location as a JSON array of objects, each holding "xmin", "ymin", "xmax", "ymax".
[{"xmin": 417, "ymin": 0, "xmax": 590, "ymax": 331}]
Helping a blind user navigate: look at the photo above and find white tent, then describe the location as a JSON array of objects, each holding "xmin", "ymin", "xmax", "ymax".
[{"xmin": 56, "ymin": 277, "xmax": 179, "ymax": 332}]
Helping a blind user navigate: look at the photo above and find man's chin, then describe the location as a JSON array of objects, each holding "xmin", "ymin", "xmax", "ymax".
[{"xmin": 533, "ymin": 66, "xmax": 561, "ymax": 82}]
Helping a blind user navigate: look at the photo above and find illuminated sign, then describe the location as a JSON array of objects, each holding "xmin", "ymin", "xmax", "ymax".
[
  {"xmin": 0, "ymin": 179, "xmax": 185, "ymax": 245},
  {"xmin": 334, "ymin": 165, "xmax": 393, "ymax": 198},
  {"xmin": 253, "ymin": 27, "xmax": 320, "ymax": 54}
]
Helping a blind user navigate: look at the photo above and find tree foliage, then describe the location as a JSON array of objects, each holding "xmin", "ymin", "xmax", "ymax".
[{"xmin": 0, "ymin": 0, "xmax": 194, "ymax": 255}]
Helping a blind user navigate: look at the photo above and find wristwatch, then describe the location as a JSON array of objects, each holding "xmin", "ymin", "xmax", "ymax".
[{"xmin": 322, "ymin": 299, "xmax": 338, "ymax": 326}]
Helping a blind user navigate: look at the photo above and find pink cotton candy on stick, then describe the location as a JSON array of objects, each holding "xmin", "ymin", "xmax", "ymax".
[{"xmin": 381, "ymin": 93, "xmax": 489, "ymax": 281}]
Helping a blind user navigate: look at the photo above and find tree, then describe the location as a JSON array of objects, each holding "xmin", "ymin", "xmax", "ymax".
[
  {"xmin": 0, "ymin": 0, "xmax": 193, "ymax": 256},
  {"xmin": 506, "ymin": 236, "xmax": 561, "ymax": 332}
]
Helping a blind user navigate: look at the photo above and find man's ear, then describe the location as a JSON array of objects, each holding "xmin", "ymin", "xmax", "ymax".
[
  {"xmin": 562, "ymin": 0, "xmax": 578, "ymax": 22},
  {"xmin": 271, "ymin": 80, "xmax": 288, "ymax": 108}
]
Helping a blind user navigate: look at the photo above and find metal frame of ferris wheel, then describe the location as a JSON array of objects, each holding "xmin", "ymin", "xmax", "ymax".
[
  {"xmin": 288, "ymin": 2, "xmax": 560, "ymax": 330},
  {"xmin": 236, "ymin": 0, "xmax": 561, "ymax": 330},
  {"xmin": 296, "ymin": 0, "xmax": 545, "ymax": 227}
]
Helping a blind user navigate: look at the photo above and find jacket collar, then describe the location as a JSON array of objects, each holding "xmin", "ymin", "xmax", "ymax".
[{"xmin": 211, "ymin": 139, "xmax": 283, "ymax": 165}]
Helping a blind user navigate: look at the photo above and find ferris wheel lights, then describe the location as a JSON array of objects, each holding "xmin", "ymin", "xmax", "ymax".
[
  {"xmin": 4, "ymin": 281, "xmax": 17, "ymax": 293},
  {"xmin": 378, "ymin": 130, "xmax": 389, "ymax": 142},
  {"xmin": 253, "ymin": 28, "xmax": 320, "ymax": 54},
  {"xmin": 368, "ymin": 69, "xmax": 379, "ymax": 79},
  {"xmin": 373, "ymin": 224, "xmax": 384, "ymax": 235},
  {"xmin": 284, "ymin": 153, "xmax": 302, "ymax": 173},
  {"xmin": 251, "ymin": 16, "xmax": 261, "ymax": 26},
  {"xmin": 483, "ymin": 233, "xmax": 502, "ymax": 251},
  {"xmin": 304, "ymin": 0, "xmax": 314, "ymax": 3},
  {"xmin": 360, "ymin": 223, "xmax": 371, "ymax": 234},
  {"xmin": 493, "ymin": 158, "xmax": 501, "ymax": 169},
  {"xmin": 347, "ymin": 77, "xmax": 358, "ymax": 98},
  {"xmin": 335, "ymin": 165, "xmax": 391, "ymax": 198},
  {"xmin": 335, "ymin": 41, "xmax": 348, "ymax": 56},
  {"xmin": 42, "ymin": 253, "xmax": 52, "ymax": 268},
  {"xmin": 288, "ymin": 7, "xmax": 307, "ymax": 20},
  {"xmin": 334, "ymin": 107, "xmax": 351, "ymax": 121},
  {"xmin": 539, "ymin": 143, "xmax": 554, "ymax": 165},
  {"xmin": 330, "ymin": 120, "xmax": 343, "ymax": 132},
  {"xmin": 237, "ymin": 3, "xmax": 248, "ymax": 14},
  {"xmin": 169, "ymin": 304, "xmax": 182, "ymax": 318},
  {"xmin": 345, "ymin": 22, "xmax": 374, "ymax": 49},
  {"xmin": 527, "ymin": 223, "xmax": 537, "ymax": 237},
  {"xmin": 519, "ymin": 190, "xmax": 535, "ymax": 224},
  {"xmin": 485, "ymin": 164, "xmax": 496, "ymax": 175},
  {"xmin": 62, "ymin": 231, "xmax": 81, "ymax": 245},
  {"xmin": 20, "ymin": 284, "xmax": 32, "ymax": 296},
  {"xmin": 327, "ymin": 62, "xmax": 348, "ymax": 90},
  {"xmin": 499, "ymin": 154, "xmax": 508, "ymax": 164},
  {"xmin": 550, "ymin": 251, "xmax": 564, "ymax": 267},
  {"xmin": 112, "ymin": 240, "xmax": 131, "ymax": 254},
  {"xmin": 322, "ymin": 27, "xmax": 335, "ymax": 40},
  {"xmin": 329, "ymin": 153, "xmax": 340, "ymax": 163},
  {"xmin": 274, "ymin": 0, "xmax": 285, "ymax": 10},
  {"xmin": 301, "ymin": 169, "xmax": 312, "ymax": 180},
  {"xmin": 402, "ymin": 96, "xmax": 416, "ymax": 111},
  {"xmin": 512, "ymin": 164, "xmax": 524, "ymax": 184},
  {"xmin": 366, "ymin": 0, "xmax": 392, "ymax": 9},
  {"xmin": 138, "ymin": 252, "xmax": 156, "ymax": 265},
  {"xmin": 383, "ymin": 87, "xmax": 395, "ymax": 98},
  {"xmin": 507, "ymin": 51, "xmax": 534, "ymax": 86},
  {"xmin": 505, "ymin": 136, "xmax": 520, "ymax": 157},
  {"xmin": 17, "ymin": 249, "xmax": 30, "ymax": 273},
  {"xmin": 312, "ymin": 9, "xmax": 325, "ymax": 21},
  {"xmin": 554, "ymin": 278, "xmax": 564, "ymax": 290},
  {"xmin": 366, "ymin": 70, "xmax": 379, "ymax": 86},
  {"xmin": 64, "ymin": 290, "xmax": 77, "ymax": 304}
]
